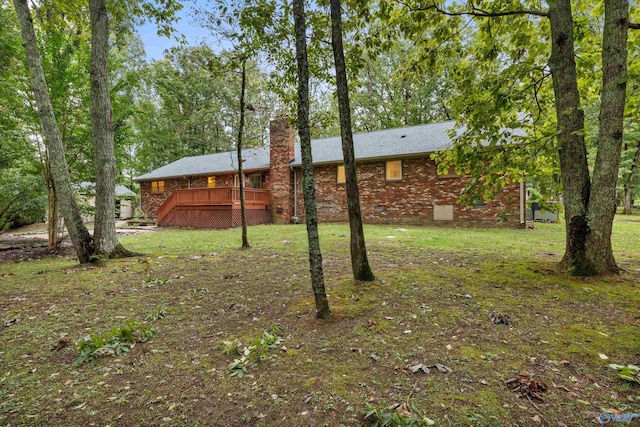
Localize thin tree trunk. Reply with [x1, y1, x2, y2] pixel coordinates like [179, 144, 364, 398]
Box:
[14, 0, 93, 263]
[623, 144, 639, 214]
[293, 0, 330, 319]
[329, 0, 374, 282]
[90, 0, 130, 259]
[44, 158, 60, 248]
[47, 180, 59, 249]
[237, 60, 250, 248]
[584, 0, 629, 273]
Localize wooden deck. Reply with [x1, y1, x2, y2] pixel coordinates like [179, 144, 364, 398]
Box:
[157, 188, 271, 228]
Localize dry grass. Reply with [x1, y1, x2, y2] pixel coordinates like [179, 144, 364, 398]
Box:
[1, 221, 639, 426]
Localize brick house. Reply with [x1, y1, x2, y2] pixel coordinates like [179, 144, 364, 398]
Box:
[133, 117, 525, 228]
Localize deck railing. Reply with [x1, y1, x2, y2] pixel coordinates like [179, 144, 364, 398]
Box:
[156, 187, 270, 224]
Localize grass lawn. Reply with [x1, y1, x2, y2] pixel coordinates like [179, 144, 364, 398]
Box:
[1, 221, 639, 426]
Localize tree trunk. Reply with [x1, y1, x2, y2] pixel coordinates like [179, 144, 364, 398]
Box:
[14, 0, 93, 263]
[583, 0, 629, 273]
[90, 0, 129, 259]
[623, 145, 639, 214]
[47, 180, 59, 249]
[293, 0, 330, 319]
[548, 0, 594, 275]
[329, 0, 375, 282]
[237, 60, 250, 249]
[549, 0, 627, 275]
[44, 158, 60, 248]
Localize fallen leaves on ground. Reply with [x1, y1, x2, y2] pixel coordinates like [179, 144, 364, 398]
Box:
[409, 363, 452, 374]
[51, 338, 71, 351]
[505, 374, 548, 402]
[490, 311, 511, 325]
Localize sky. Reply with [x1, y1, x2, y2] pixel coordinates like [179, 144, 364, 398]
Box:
[136, 2, 211, 61]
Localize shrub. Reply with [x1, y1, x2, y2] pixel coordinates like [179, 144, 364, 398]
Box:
[74, 320, 155, 366]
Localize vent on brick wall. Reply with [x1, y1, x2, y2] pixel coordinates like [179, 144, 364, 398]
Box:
[374, 205, 384, 211]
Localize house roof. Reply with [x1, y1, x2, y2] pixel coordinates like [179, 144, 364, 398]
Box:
[134, 121, 457, 181]
[77, 182, 137, 198]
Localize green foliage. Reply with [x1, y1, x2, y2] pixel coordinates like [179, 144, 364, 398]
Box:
[609, 364, 640, 384]
[526, 187, 561, 214]
[129, 46, 276, 174]
[0, 5, 31, 170]
[145, 306, 167, 321]
[349, 41, 455, 133]
[0, 168, 46, 231]
[142, 277, 169, 287]
[224, 330, 283, 378]
[364, 404, 435, 426]
[377, 0, 559, 204]
[74, 320, 155, 366]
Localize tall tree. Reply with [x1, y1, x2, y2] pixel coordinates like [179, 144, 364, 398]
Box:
[195, 2, 283, 249]
[13, 0, 94, 263]
[90, 0, 131, 257]
[237, 59, 250, 248]
[293, 0, 331, 319]
[329, 0, 375, 282]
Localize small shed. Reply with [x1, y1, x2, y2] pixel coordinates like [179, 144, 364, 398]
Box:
[76, 182, 137, 219]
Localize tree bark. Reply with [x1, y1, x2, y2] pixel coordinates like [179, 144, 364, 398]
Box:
[584, 0, 629, 273]
[237, 60, 250, 248]
[90, 0, 126, 258]
[13, 0, 93, 263]
[329, 0, 375, 282]
[293, 0, 330, 319]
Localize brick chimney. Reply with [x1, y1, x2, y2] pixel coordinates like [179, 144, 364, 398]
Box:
[269, 116, 295, 223]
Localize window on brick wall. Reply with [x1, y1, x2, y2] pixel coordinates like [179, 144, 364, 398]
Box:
[179, 178, 189, 189]
[337, 165, 346, 183]
[386, 160, 402, 180]
[151, 181, 164, 193]
[207, 176, 216, 188]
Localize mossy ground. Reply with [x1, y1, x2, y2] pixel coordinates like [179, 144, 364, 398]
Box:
[1, 220, 639, 426]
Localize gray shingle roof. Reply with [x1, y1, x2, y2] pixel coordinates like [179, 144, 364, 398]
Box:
[134, 121, 456, 181]
[134, 146, 271, 181]
[77, 182, 137, 198]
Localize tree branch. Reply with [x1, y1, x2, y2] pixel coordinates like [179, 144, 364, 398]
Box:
[630, 21, 640, 30]
[395, 0, 549, 19]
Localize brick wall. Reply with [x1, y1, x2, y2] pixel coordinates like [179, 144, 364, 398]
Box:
[293, 158, 521, 226]
[140, 179, 180, 219]
[269, 117, 295, 223]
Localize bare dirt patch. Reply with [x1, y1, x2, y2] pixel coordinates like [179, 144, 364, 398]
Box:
[0, 223, 156, 263]
[0, 234, 74, 262]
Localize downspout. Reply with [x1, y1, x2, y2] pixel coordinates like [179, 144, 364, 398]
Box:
[520, 172, 526, 226]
